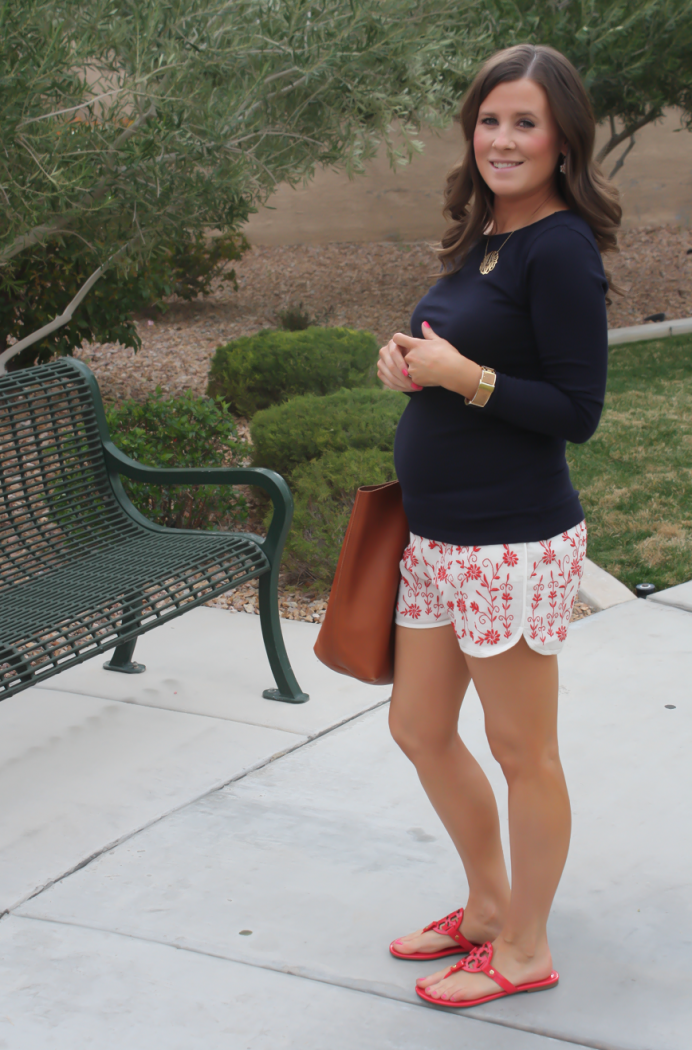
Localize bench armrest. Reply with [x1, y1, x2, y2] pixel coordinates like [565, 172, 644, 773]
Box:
[103, 441, 293, 564]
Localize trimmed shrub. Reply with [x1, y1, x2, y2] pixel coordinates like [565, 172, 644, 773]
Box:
[251, 387, 407, 480]
[207, 326, 378, 417]
[106, 390, 248, 530]
[283, 448, 397, 588]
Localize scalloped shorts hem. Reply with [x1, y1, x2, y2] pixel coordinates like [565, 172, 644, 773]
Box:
[394, 521, 587, 659]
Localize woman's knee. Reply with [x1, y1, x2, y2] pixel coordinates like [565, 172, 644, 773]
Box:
[388, 702, 457, 763]
[486, 726, 560, 782]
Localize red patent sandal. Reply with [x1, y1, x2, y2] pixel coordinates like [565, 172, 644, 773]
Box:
[389, 907, 480, 961]
[415, 941, 559, 1008]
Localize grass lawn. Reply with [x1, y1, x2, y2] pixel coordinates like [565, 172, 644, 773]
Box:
[567, 332, 692, 593]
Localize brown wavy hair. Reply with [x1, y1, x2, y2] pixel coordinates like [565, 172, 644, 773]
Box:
[438, 44, 621, 280]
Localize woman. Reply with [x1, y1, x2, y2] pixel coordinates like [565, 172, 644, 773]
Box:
[377, 44, 620, 1008]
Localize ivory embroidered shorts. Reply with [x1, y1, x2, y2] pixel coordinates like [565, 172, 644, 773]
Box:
[395, 520, 587, 657]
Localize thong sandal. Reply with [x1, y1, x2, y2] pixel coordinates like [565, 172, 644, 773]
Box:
[415, 941, 559, 1007]
[389, 907, 479, 961]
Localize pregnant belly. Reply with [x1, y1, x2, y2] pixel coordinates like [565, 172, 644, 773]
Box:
[394, 391, 531, 499]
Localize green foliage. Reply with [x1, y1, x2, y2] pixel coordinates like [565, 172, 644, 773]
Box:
[0, 0, 476, 370]
[250, 387, 407, 480]
[106, 390, 248, 530]
[2, 230, 247, 370]
[283, 449, 397, 587]
[566, 332, 692, 592]
[1, 0, 463, 263]
[0, 0, 468, 317]
[208, 327, 379, 417]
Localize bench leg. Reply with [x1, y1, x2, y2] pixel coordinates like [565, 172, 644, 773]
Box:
[258, 571, 309, 703]
[103, 637, 146, 674]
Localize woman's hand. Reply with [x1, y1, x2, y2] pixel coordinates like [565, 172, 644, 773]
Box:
[377, 337, 423, 393]
[391, 323, 483, 400]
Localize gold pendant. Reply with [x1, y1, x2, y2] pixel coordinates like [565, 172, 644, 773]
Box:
[480, 251, 499, 275]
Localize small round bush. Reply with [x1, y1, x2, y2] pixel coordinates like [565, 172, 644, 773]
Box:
[106, 390, 247, 530]
[207, 326, 378, 417]
[283, 448, 398, 588]
[250, 387, 407, 480]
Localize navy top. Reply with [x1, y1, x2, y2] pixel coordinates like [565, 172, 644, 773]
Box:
[394, 211, 608, 545]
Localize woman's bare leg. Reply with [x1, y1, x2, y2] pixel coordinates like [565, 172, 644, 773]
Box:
[417, 637, 570, 1001]
[389, 624, 510, 954]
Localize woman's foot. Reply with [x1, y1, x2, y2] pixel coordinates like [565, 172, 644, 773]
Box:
[392, 904, 503, 958]
[415, 937, 554, 1002]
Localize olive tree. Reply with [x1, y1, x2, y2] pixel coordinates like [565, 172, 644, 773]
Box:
[0, 0, 480, 371]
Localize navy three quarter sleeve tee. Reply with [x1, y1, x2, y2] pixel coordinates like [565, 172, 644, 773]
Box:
[393, 211, 609, 545]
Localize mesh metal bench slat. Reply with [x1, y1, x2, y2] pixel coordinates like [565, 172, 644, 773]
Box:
[0, 358, 308, 703]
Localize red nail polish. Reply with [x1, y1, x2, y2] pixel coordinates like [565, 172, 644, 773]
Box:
[422, 321, 430, 328]
[411, 382, 423, 391]
[401, 368, 409, 378]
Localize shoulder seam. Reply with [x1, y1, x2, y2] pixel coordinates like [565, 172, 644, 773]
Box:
[527, 220, 603, 266]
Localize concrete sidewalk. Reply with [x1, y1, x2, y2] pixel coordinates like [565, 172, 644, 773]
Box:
[1, 598, 690, 1049]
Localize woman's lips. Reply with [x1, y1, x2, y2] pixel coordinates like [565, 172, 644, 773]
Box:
[489, 160, 523, 168]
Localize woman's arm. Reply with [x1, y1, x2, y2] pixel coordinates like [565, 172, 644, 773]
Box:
[483, 227, 609, 443]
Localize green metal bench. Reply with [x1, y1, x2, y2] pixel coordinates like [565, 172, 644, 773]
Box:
[0, 358, 308, 703]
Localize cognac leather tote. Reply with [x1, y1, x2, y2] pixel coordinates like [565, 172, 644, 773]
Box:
[314, 480, 410, 685]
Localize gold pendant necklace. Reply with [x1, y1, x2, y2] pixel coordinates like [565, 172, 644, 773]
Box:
[479, 229, 514, 275]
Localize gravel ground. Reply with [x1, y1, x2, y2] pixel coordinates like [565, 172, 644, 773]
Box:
[75, 224, 685, 622]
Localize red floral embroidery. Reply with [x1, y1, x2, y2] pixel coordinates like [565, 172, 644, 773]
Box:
[395, 522, 586, 653]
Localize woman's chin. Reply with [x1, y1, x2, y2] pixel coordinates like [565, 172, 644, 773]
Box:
[480, 170, 523, 194]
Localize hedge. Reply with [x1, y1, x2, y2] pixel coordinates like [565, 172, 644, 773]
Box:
[106, 390, 247, 530]
[250, 387, 407, 480]
[207, 326, 378, 417]
[282, 448, 398, 587]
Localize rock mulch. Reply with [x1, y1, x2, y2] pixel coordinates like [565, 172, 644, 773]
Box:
[74, 225, 682, 623]
[211, 578, 328, 623]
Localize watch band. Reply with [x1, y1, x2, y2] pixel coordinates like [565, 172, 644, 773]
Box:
[465, 367, 497, 408]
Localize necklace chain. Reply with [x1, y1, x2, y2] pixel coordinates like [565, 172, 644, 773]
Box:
[480, 193, 562, 275]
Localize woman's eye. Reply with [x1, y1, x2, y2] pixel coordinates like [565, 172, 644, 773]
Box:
[480, 117, 498, 126]
[518, 120, 535, 128]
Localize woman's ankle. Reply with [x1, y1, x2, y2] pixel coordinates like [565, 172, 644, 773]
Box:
[463, 894, 507, 939]
[495, 928, 551, 965]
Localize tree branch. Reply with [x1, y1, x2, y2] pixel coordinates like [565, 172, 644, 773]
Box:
[608, 135, 637, 180]
[17, 88, 125, 128]
[0, 238, 138, 374]
[596, 108, 661, 163]
[0, 98, 159, 266]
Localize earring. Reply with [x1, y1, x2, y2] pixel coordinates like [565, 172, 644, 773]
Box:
[559, 155, 566, 174]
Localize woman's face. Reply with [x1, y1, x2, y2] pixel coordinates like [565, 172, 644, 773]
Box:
[473, 77, 567, 200]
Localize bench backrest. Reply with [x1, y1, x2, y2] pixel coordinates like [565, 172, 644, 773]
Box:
[0, 359, 137, 597]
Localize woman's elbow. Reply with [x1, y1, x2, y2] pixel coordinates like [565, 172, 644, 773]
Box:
[565, 411, 602, 445]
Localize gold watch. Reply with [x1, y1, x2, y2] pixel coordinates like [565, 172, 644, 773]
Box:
[465, 367, 497, 407]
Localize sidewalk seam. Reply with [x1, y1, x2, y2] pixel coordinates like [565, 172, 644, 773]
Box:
[2, 695, 391, 917]
[8, 913, 622, 1050]
[29, 686, 311, 735]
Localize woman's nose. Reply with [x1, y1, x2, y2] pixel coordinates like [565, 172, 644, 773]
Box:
[492, 124, 516, 149]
